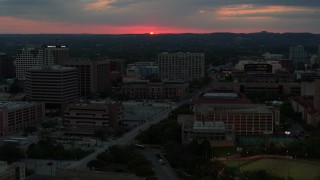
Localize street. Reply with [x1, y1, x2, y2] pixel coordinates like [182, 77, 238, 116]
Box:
[31, 83, 212, 176]
[139, 149, 180, 180]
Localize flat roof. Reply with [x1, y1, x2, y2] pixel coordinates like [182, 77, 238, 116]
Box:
[203, 92, 238, 99]
[194, 104, 271, 114]
[193, 91, 251, 104]
[0, 101, 40, 111]
[28, 66, 76, 71]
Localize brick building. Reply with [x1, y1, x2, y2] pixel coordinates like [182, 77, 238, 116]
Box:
[0, 101, 44, 135]
[122, 80, 189, 99]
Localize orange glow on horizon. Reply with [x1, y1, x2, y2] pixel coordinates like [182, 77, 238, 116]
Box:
[149, 32, 154, 35]
[0, 16, 318, 34]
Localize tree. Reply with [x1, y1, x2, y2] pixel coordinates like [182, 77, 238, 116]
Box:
[240, 170, 286, 180]
[41, 120, 58, 129]
[25, 168, 34, 177]
[133, 165, 155, 177]
[9, 82, 24, 94]
[94, 129, 107, 146]
[0, 142, 25, 163]
[87, 160, 105, 170]
[97, 152, 113, 163]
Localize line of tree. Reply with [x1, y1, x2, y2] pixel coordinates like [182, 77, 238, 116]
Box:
[27, 138, 93, 160]
[87, 145, 155, 178]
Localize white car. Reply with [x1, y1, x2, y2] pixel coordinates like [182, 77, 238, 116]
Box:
[159, 158, 165, 165]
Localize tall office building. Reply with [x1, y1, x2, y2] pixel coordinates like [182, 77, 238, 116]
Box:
[64, 60, 110, 97]
[15, 45, 69, 80]
[25, 66, 78, 105]
[45, 45, 69, 65]
[289, 45, 307, 63]
[109, 59, 125, 74]
[158, 52, 205, 81]
[16, 46, 47, 80]
[0, 53, 14, 78]
[314, 79, 320, 110]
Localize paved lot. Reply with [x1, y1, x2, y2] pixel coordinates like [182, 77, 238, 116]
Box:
[123, 101, 171, 121]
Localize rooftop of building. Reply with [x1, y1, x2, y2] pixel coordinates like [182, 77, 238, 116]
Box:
[43, 45, 68, 48]
[0, 101, 41, 111]
[159, 52, 204, 55]
[27, 65, 76, 71]
[194, 103, 272, 114]
[193, 89, 251, 105]
[125, 79, 188, 85]
[237, 60, 281, 64]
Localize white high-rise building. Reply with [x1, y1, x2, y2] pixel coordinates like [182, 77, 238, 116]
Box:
[289, 45, 307, 63]
[262, 52, 283, 60]
[15, 45, 69, 80]
[158, 52, 205, 81]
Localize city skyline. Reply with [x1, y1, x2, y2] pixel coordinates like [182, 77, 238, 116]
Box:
[0, 0, 320, 34]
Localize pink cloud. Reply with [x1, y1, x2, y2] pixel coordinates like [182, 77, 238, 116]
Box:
[217, 4, 310, 17]
[85, 0, 116, 10]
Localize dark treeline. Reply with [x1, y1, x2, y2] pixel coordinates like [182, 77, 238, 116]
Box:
[1, 32, 320, 65]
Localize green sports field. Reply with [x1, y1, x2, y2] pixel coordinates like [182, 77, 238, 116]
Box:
[227, 158, 320, 180]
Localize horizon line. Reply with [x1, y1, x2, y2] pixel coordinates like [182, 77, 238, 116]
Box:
[0, 31, 319, 35]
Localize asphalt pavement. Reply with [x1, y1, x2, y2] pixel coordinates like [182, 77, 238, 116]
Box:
[62, 82, 214, 172]
[139, 149, 180, 180]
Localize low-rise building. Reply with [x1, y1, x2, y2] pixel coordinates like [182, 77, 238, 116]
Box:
[233, 69, 292, 83]
[126, 61, 158, 78]
[63, 102, 123, 130]
[290, 79, 320, 128]
[290, 96, 320, 127]
[234, 83, 300, 95]
[122, 80, 189, 99]
[0, 161, 25, 180]
[235, 60, 282, 73]
[179, 90, 278, 146]
[0, 101, 44, 135]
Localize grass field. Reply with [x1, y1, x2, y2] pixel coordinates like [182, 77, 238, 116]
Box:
[226, 159, 257, 168]
[214, 146, 237, 157]
[227, 158, 320, 180]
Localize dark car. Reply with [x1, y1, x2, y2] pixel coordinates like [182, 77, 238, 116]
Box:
[155, 153, 161, 159]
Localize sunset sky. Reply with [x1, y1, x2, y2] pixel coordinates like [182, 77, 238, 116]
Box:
[0, 0, 319, 34]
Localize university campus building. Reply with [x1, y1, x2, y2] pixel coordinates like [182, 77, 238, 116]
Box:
[179, 90, 279, 146]
[63, 102, 124, 134]
[0, 101, 44, 135]
[122, 80, 189, 99]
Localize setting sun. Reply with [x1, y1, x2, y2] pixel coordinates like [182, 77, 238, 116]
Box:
[149, 31, 154, 35]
